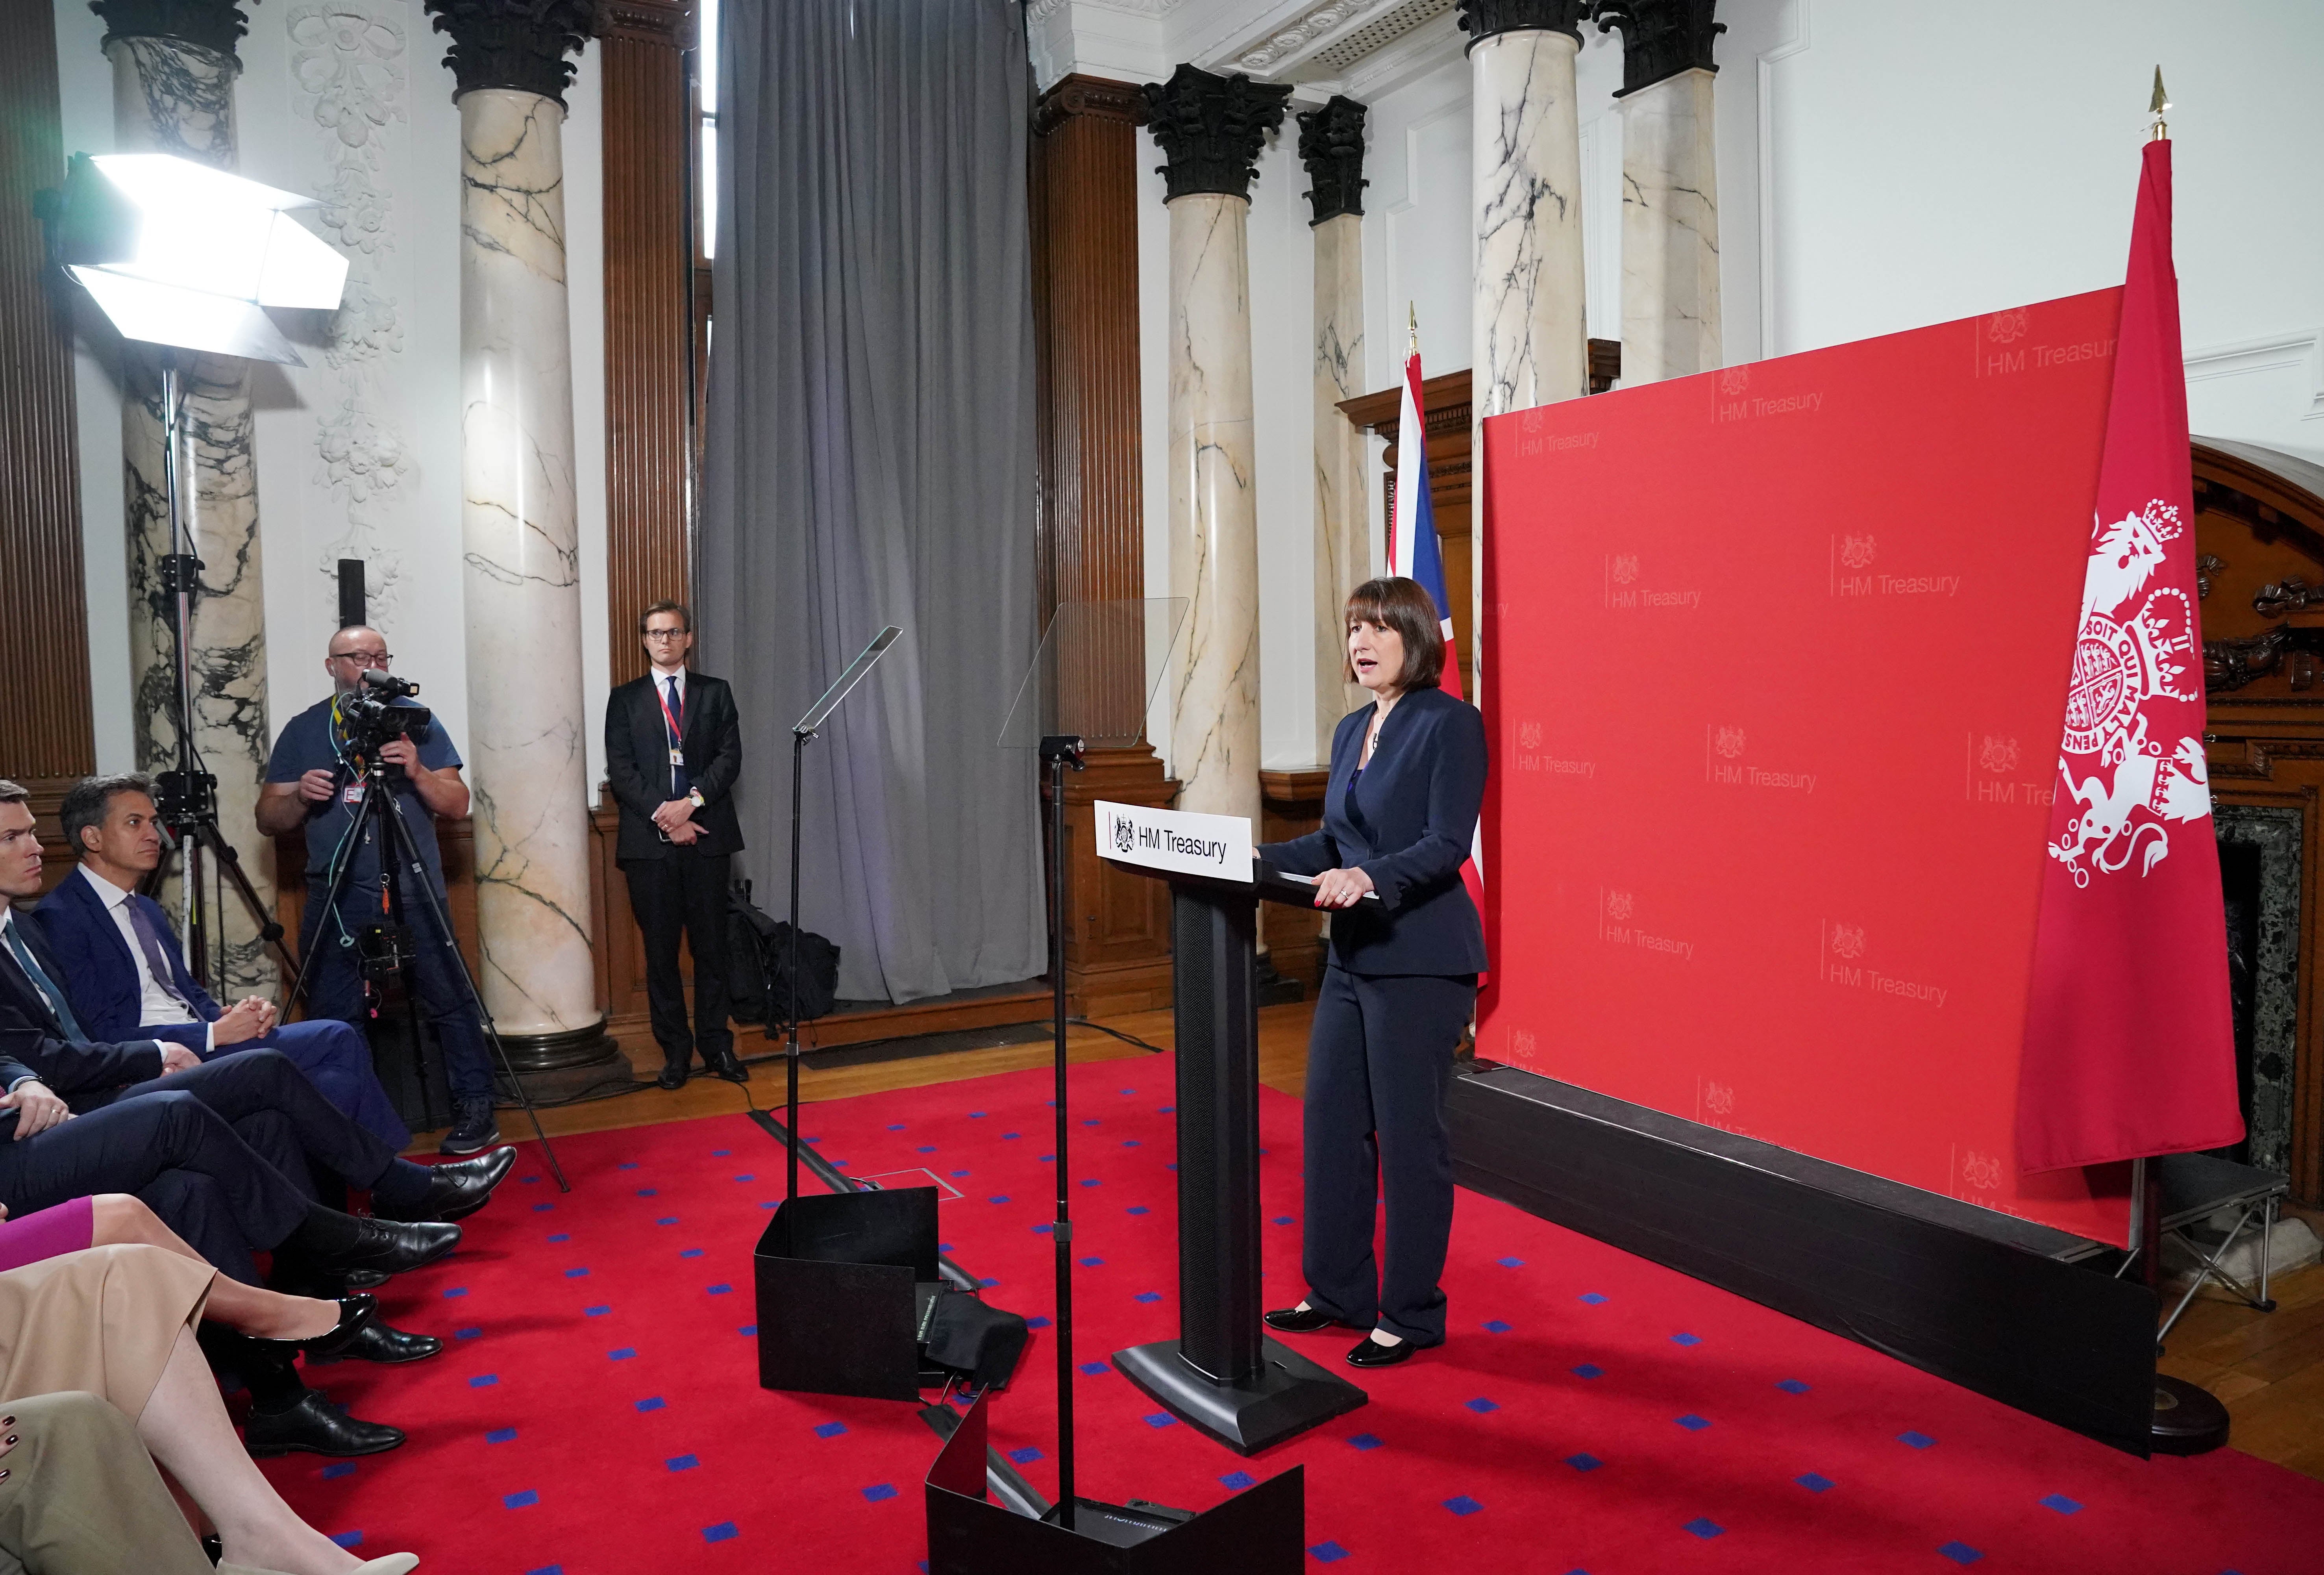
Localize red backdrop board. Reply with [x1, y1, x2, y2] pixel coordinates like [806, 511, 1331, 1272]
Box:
[1478, 289, 2135, 1244]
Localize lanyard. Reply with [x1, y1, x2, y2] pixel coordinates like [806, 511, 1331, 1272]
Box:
[655, 674, 685, 746]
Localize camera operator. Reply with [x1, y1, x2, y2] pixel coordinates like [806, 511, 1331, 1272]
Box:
[256, 626, 500, 1156]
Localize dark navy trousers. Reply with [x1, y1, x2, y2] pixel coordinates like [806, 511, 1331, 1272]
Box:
[1300, 965, 1477, 1346]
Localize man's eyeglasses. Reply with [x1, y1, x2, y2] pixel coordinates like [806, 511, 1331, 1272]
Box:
[330, 650, 392, 667]
[642, 629, 689, 641]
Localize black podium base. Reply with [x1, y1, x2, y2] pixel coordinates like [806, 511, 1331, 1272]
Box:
[2150, 1375, 2231, 1455]
[1111, 1336, 1366, 1456]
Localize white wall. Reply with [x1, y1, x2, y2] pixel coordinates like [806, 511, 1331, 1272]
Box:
[55, 0, 610, 793]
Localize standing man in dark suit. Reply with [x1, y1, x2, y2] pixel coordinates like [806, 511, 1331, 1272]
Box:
[605, 601, 748, 1088]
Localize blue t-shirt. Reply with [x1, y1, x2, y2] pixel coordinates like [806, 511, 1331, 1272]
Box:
[265, 693, 464, 899]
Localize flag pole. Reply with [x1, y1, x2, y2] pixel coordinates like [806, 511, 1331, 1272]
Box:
[2148, 67, 2169, 140]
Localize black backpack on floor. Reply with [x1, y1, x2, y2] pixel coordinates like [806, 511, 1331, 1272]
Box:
[726, 879, 841, 1028]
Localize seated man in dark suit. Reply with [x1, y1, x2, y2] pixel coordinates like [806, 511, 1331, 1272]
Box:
[35, 773, 409, 1149]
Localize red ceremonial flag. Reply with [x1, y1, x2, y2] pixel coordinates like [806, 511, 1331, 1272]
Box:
[2017, 137, 2243, 1173]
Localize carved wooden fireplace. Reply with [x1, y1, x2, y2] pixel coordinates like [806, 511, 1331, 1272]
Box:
[2193, 438, 2324, 1206]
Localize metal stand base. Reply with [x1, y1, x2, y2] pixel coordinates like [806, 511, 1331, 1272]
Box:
[1111, 1336, 1366, 1456]
[2150, 1375, 2231, 1455]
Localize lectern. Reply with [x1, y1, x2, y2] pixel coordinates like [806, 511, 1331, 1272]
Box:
[1095, 800, 1369, 1455]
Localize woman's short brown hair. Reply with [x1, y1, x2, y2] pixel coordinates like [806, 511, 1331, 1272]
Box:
[1342, 576, 1444, 691]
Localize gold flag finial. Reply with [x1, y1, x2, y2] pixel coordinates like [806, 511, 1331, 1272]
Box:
[1408, 302, 1419, 357]
[2149, 67, 2170, 140]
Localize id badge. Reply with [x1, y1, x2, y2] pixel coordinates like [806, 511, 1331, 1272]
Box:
[341, 781, 366, 806]
[669, 747, 686, 767]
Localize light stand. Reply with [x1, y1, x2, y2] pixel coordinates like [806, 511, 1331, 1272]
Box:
[1040, 734, 1086, 1526]
[143, 353, 297, 988]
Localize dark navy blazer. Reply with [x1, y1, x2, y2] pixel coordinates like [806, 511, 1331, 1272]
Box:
[32, 868, 222, 1054]
[1258, 684, 1488, 977]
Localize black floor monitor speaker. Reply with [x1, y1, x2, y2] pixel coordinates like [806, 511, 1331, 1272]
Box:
[925, 1392, 1304, 1574]
[756, 1185, 948, 1401]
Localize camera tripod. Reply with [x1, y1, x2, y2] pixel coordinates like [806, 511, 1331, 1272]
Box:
[134, 355, 295, 988]
[281, 746, 567, 1191]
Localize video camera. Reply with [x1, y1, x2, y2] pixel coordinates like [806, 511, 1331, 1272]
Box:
[341, 668, 433, 752]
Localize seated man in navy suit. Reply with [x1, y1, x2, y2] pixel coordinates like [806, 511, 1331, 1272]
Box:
[34, 773, 410, 1150]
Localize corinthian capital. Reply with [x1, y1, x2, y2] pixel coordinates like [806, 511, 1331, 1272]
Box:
[1454, 0, 1594, 48]
[89, 0, 250, 58]
[424, 0, 593, 105]
[1296, 96, 1367, 226]
[1142, 63, 1292, 204]
[1594, 0, 1724, 95]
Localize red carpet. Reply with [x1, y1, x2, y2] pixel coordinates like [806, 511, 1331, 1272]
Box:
[265, 1056, 2324, 1573]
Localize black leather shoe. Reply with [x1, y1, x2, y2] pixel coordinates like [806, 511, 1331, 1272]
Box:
[242, 1391, 405, 1458]
[344, 1267, 390, 1292]
[440, 1096, 502, 1157]
[705, 1050, 750, 1084]
[326, 1319, 444, 1366]
[1264, 1305, 1351, 1334]
[373, 1146, 516, 1224]
[315, 1217, 461, 1278]
[1345, 1334, 1417, 1369]
[250, 1295, 376, 1361]
[657, 1059, 690, 1090]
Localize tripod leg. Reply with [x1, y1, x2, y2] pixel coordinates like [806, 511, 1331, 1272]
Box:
[193, 820, 299, 982]
[374, 784, 570, 1192]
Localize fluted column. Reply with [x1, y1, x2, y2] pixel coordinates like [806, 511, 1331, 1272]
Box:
[1143, 66, 1290, 823]
[1301, 95, 1369, 760]
[94, 0, 274, 991]
[1598, 0, 1723, 383]
[426, 0, 615, 1077]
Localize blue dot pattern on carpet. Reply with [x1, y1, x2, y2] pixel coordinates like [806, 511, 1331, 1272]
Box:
[1465, 1398, 1499, 1414]
[1671, 1332, 1702, 1346]
[702, 1523, 738, 1543]
[635, 1397, 664, 1412]
[1348, 1433, 1382, 1451]
[1798, 1473, 1834, 1493]
[333, 1531, 363, 1549]
[1127, 1206, 1150, 1216]
[1483, 1319, 1512, 1333]
[862, 1484, 898, 1503]
[1445, 1496, 1483, 1516]
[322, 1462, 357, 1480]
[504, 1490, 538, 1509]
[1026, 1316, 1051, 1329]
[487, 1428, 518, 1444]
[1143, 1413, 1175, 1429]
[1573, 1364, 1603, 1380]
[1009, 1447, 1044, 1464]
[1578, 1292, 1608, 1304]
[1675, 1415, 1710, 1431]
[1219, 1469, 1253, 1490]
[667, 1455, 698, 1471]
[585, 1306, 611, 1317]
[815, 1422, 847, 1438]
[470, 1375, 498, 1388]
[1938, 1542, 1984, 1565]
[681, 1248, 703, 1259]
[1683, 1518, 1723, 1539]
[1900, 1431, 1936, 1449]
[1309, 1543, 1349, 1564]
[1777, 1379, 1811, 1394]
[1497, 1256, 1524, 1267]
[1079, 1362, 1108, 1375]
[2041, 1494, 2081, 1515]
[1566, 1453, 1601, 1473]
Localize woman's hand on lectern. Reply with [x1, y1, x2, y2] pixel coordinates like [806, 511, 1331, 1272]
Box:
[1311, 867, 1375, 909]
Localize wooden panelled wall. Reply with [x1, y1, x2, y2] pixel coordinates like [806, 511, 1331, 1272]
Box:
[1031, 76, 1178, 1015]
[600, 0, 698, 686]
[0, 0, 97, 842]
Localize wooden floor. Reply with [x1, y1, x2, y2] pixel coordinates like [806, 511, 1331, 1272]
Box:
[413, 997, 2324, 1484]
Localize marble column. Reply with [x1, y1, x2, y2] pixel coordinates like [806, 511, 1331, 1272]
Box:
[1300, 95, 1371, 760]
[1598, 1, 1723, 383]
[1458, 0, 1591, 704]
[427, 0, 617, 1083]
[1143, 66, 1290, 825]
[94, 0, 275, 992]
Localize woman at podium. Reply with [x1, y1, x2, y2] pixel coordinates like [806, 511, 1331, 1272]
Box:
[1256, 576, 1487, 1368]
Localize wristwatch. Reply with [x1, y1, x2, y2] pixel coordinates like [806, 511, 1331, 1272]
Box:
[688, 788, 705, 809]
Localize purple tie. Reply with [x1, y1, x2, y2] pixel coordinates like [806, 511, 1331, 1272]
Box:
[125, 901, 190, 1010]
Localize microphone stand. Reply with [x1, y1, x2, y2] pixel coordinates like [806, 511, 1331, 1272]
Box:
[1039, 733, 1086, 1527]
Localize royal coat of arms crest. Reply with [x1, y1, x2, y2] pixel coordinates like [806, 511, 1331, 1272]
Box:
[1714, 726, 1746, 759]
[2052, 500, 2209, 886]
[1829, 923, 1865, 960]
[1611, 555, 1639, 585]
[1605, 890, 1634, 922]
[1839, 534, 1876, 569]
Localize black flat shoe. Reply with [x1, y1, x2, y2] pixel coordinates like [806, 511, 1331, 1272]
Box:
[657, 1060, 690, 1090]
[705, 1051, 750, 1084]
[1264, 1305, 1350, 1334]
[374, 1146, 517, 1224]
[1345, 1335, 1417, 1369]
[323, 1319, 444, 1366]
[250, 1295, 376, 1361]
[242, 1391, 405, 1458]
[343, 1268, 390, 1292]
[317, 1217, 461, 1277]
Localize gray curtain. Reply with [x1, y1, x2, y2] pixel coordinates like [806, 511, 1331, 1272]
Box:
[699, 0, 1045, 1003]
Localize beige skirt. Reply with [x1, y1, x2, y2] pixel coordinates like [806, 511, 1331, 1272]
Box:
[0, 1245, 214, 1421]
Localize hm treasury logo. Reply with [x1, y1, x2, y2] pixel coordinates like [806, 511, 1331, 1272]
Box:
[1707, 724, 1816, 794]
[1111, 816, 1136, 855]
[1964, 730, 2054, 808]
[1599, 887, 1693, 962]
[1717, 362, 1824, 422]
[1976, 304, 2113, 379]
[1513, 719, 1595, 776]
[1957, 1148, 2004, 1193]
[1604, 553, 1699, 611]
[1695, 1075, 1750, 1135]
[1830, 533, 1962, 599]
[1818, 919, 1947, 1007]
[2051, 500, 2209, 886]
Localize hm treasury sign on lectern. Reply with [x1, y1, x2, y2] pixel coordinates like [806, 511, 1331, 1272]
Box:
[1094, 800, 1369, 1454]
